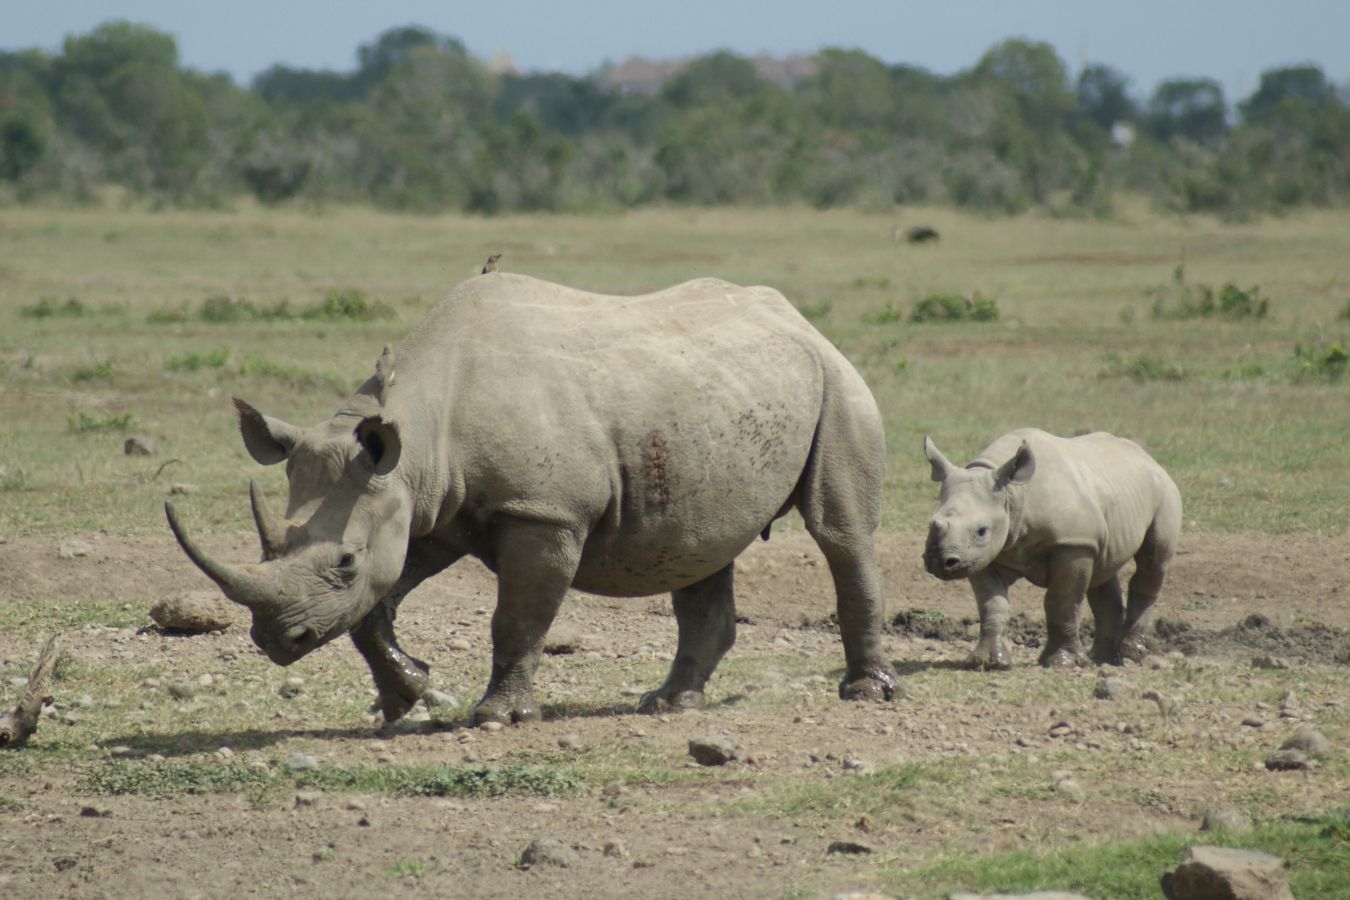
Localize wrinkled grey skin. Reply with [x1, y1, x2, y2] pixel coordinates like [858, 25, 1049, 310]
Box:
[168, 274, 899, 725]
[922, 428, 1181, 670]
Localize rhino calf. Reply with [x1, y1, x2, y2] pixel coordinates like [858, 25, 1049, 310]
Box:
[922, 428, 1181, 669]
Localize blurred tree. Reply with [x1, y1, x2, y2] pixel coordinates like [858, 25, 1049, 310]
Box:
[1240, 65, 1336, 123]
[1076, 63, 1136, 131]
[1144, 78, 1228, 146]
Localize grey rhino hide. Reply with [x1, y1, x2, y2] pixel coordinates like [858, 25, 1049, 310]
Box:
[168, 273, 900, 725]
[923, 428, 1181, 670]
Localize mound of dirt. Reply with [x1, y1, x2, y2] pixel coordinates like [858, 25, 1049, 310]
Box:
[1153, 614, 1350, 665]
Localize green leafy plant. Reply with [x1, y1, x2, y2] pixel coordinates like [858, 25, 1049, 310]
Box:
[911, 293, 999, 323]
[67, 411, 135, 433]
[165, 346, 230, 372]
[1292, 340, 1347, 380]
[71, 360, 113, 382]
[1099, 353, 1187, 381]
[1151, 282, 1269, 320]
[21, 297, 88, 318]
[862, 301, 904, 325]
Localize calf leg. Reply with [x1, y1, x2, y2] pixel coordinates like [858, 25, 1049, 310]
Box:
[967, 568, 1018, 670]
[1122, 520, 1178, 661]
[1087, 575, 1126, 665]
[472, 520, 582, 726]
[1039, 549, 1094, 668]
[351, 538, 460, 722]
[639, 563, 737, 713]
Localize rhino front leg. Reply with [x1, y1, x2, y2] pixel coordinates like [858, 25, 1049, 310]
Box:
[350, 539, 460, 722]
[1087, 575, 1126, 665]
[1039, 549, 1093, 668]
[472, 521, 582, 726]
[639, 563, 736, 713]
[966, 568, 1017, 670]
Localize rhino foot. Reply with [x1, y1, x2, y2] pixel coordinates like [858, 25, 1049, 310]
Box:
[1088, 642, 1124, 666]
[369, 685, 424, 724]
[637, 688, 705, 714]
[839, 665, 903, 702]
[1039, 646, 1087, 668]
[470, 691, 542, 726]
[964, 642, 1013, 671]
[1119, 634, 1150, 663]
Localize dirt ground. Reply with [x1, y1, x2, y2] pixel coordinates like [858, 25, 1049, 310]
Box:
[1, 529, 1346, 898]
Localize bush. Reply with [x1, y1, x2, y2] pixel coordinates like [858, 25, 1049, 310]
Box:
[910, 293, 999, 323]
[67, 411, 135, 433]
[863, 302, 904, 325]
[165, 346, 229, 372]
[1099, 353, 1187, 381]
[301, 288, 395, 321]
[21, 296, 88, 318]
[1292, 341, 1347, 381]
[1151, 282, 1268, 320]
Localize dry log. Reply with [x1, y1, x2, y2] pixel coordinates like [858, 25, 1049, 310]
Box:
[0, 634, 60, 749]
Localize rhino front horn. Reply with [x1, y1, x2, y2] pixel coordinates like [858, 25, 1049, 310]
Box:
[165, 501, 278, 613]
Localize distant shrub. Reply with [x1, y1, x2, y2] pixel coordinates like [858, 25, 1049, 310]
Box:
[71, 360, 113, 382]
[301, 288, 395, 322]
[797, 301, 832, 322]
[1151, 282, 1268, 320]
[910, 293, 999, 323]
[862, 302, 904, 325]
[67, 411, 135, 433]
[1099, 353, 1187, 381]
[22, 296, 88, 318]
[1292, 341, 1347, 381]
[0, 466, 31, 492]
[238, 355, 350, 395]
[165, 346, 229, 372]
[851, 275, 891, 290]
[199, 294, 295, 323]
[1338, 299, 1350, 321]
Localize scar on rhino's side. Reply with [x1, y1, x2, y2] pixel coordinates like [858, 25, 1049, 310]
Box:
[645, 431, 671, 506]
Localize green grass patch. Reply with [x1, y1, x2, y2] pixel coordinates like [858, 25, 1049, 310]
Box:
[1099, 353, 1188, 381]
[862, 301, 905, 325]
[237, 355, 351, 394]
[66, 411, 135, 433]
[165, 346, 230, 372]
[1151, 282, 1269, 321]
[0, 599, 145, 634]
[1292, 340, 1347, 381]
[879, 808, 1350, 899]
[911, 293, 999, 322]
[21, 296, 89, 318]
[70, 360, 114, 382]
[730, 762, 932, 822]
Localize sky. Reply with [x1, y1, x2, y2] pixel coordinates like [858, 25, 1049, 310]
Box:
[5, 0, 1347, 103]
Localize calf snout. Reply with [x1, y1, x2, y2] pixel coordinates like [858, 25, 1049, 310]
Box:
[923, 535, 967, 581]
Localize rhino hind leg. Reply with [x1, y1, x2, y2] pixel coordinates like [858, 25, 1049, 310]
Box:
[638, 564, 736, 714]
[472, 522, 581, 726]
[1121, 518, 1178, 662]
[1086, 576, 1126, 665]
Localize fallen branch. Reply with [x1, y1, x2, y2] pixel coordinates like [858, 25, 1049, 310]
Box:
[0, 634, 60, 749]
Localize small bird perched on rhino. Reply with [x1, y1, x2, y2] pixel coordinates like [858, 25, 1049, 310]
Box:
[922, 428, 1181, 670]
[166, 273, 900, 727]
[481, 253, 501, 274]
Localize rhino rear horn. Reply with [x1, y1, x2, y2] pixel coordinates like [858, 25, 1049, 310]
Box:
[165, 501, 279, 614]
[249, 480, 290, 561]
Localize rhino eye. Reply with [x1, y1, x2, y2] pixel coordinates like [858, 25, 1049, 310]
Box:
[976, 527, 989, 539]
[337, 552, 356, 569]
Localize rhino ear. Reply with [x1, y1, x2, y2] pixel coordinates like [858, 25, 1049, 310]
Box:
[923, 435, 955, 483]
[994, 440, 1035, 487]
[355, 416, 401, 477]
[233, 398, 302, 465]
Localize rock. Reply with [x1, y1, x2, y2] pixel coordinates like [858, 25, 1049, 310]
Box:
[1240, 716, 1265, 728]
[602, 840, 626, 859]
[284, 753, 319, 772]
[479, 720, 504, 733]
[168, 482, 200, 495]
[123, 435, 156, 456]
[1048, 721, 1073, 738]
[1161, 845, 1293, 900]
[278, 677, 305, 699]
[520, 834, 578, 868]
[1279, 725, 1331, 757]
[79, 805, 112, 818]
[447, 638, 471, 652]
[422, 689, 458, 709]
[825, 840, 873, 855]
[166, 681, 198, 701]
[294, 791, 322, 808]
[688, 735, 738, 766]
[1093, 676, 1124, 700]
[57, 538, 93, 560]
[1053, 778, 1084, 803]
[558, 732, 584, 750]
[601, 781, 624, 798]
[150, 590, 233, 633]
[1200, 807, 1253, 833]
[1264, 749, 1311, 771]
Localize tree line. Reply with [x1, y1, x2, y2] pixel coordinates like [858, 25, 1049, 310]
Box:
[2, 22, 1347, 217]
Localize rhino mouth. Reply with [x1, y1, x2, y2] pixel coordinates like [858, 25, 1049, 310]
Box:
[923, 544, 973, 581]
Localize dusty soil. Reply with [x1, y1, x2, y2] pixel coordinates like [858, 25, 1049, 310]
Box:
[0, 529, 1346, 898]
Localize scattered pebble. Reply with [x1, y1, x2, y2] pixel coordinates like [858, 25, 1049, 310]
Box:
[689, 735, 738, 766]
[278, 677, 305, 699]
[447, 638, 471, 652]
[284, 753, 319, 772]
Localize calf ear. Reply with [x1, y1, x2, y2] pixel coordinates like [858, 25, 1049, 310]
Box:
[355, 416, 401, 477]
[994, 440, 1036, 487]
[233, 398, 302, 465]
[923, 435, 955, 483]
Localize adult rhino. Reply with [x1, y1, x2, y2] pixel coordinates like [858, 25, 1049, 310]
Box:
[167, 273, 900, 724]
[922, 428, 1181, 670]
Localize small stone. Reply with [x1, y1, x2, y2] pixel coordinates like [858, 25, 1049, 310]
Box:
[150, 591, 234, 633]
[520, 834, 578, 868]
[601, 781, 624, 798]
[447, 638, 471, 652]
[1279, 725, 1331, 757]
[294, 791, 322, 808]
[74, 694, 95, 709]
[842, 757, 872, 774]
[278, 677, 305, 698]
[57, 538, 93, 560]
[558, 733, 584, 750]
[1094, 676, 1124, 700]
[689, 735, 738, 766]
[196, 673, 214, 687]
[825, 840, 872, 855]
[1240, 716, 1264, 728]
[1264, 749, 1310, 771]
[168, 482, 200, 495]
[124, 435, 156, 456]
[603, 840, 626, 859]
[167, 681, 197, 701]
[479, 720, 504, 733]
[422, 689, 458, 709]
[285, 753, 319, 772]
[1048, 721, 1073, 738]
[215, 746, 234, 759]
[1200, 806, 1253, 833]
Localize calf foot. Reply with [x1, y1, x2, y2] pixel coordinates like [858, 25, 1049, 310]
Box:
[1039, 645, 1087, 668]
[1119, 633, 1151, 663]
[637, 687, 705, 714]
[471, 688, 542, 726]
[965, 640, 1013, 671]
[839, 663, 902, 701]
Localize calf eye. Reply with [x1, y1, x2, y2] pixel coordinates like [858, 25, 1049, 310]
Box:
[338, 553, 356, 569]
[976, 527, 989, 539]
